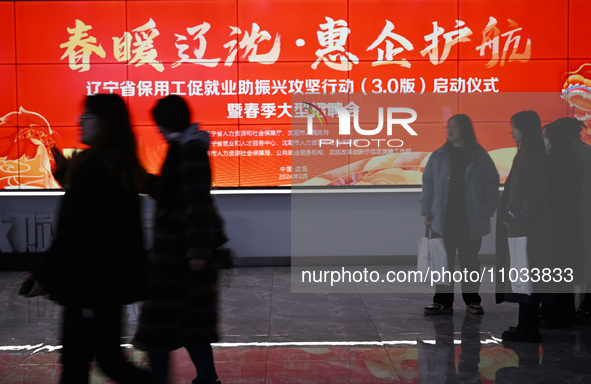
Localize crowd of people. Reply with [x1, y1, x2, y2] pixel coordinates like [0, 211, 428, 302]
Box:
[18, 96, 591, 383]
[421, 111, 591, 343]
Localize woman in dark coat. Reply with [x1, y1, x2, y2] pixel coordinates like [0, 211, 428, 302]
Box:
[561, 118, 591, 324]
[25, 94, 152, 383]
[133, 95, 226, 384]
[496, 110, 554, 342]
[539, 119, 582, 328]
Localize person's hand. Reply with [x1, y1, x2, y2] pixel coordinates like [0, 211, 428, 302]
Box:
[189, 258, 207, 271]
[502, 210, 515, 228]
[423, 215, 433, 226]
[21, 274, 46, 298]
[51, 146, 69, 173]
[26, 280, 46, 298]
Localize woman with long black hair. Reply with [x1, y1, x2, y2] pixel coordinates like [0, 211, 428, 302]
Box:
[25, 93, 152, 383]
[496, 110, 554, 342]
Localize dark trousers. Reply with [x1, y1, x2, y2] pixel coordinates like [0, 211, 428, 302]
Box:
[434, 219, 482, 307]
[579, 293, 591, 310]
[541, 293, 576, 325]
[60, 306, 152, 384]
[148, 344, 218, 384]
[518, 302, 541, 336]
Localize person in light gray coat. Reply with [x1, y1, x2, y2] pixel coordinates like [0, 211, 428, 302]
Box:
[420, 114, 500, 315]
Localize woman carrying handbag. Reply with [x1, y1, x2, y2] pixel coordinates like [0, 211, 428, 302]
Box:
[420, 114, 499, 315]
[496, 110, 554, 342]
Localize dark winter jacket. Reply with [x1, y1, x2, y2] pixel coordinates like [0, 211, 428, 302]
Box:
[495, 148, 554, 303]
[420, 143, 500, 240]
[35, 149, 147, 308]
[547, 145, 582, 284]
[133, 124, 226, 352]
[573, 140, 591, 282]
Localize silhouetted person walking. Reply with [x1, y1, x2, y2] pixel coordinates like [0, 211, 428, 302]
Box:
[25, 93, 152, 384]
[133, 95, 226, 384]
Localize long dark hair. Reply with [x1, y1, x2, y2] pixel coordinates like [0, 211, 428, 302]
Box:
[511, 110, 545, 156]
[82, 94, 137, 152]
[67, 94, 146, 192]
[445, 114, 481, 152]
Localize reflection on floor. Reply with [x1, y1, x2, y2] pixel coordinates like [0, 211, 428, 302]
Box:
[1, 267, 590, 383]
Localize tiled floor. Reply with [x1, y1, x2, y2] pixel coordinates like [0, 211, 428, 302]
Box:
[1, 267, 591, 383]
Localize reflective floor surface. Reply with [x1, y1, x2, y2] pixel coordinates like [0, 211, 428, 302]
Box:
[1, 267, 590, 383]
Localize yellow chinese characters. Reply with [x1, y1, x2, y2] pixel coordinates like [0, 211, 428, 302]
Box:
[476, 17, 532, 68]
[59, 19, 106, 73]
[113, 18, 164, 72]
[313, 17, 359, 71]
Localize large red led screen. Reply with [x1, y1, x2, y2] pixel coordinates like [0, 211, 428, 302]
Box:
[1, 0, 589, 189]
